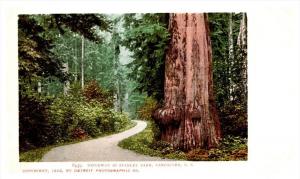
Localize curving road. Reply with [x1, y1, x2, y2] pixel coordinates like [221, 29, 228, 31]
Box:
[41, 120, 166, 161]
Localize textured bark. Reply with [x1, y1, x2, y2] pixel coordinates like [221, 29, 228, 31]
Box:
[237, 13, 247, 97]
[154, 13, 221, 151]
[81, 35, 84, 89]
[63, 62, 70, 95]
[228, 13, 235, 101]
[237, 13, 247, 48]
[74, 38, 78, 82]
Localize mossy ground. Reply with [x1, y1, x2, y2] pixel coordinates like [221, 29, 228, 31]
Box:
[118, 121, 247, 161]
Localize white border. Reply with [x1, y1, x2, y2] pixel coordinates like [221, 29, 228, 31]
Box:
[1, 1, 300, 179]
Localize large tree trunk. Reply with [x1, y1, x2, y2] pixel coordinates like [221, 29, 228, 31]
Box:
[154, 13, 221, 151]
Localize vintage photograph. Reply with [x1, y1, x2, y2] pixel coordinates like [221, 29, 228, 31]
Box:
[18, 13, 248, 162]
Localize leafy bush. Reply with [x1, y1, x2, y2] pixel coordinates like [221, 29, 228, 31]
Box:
[73, 102, 102, 137]
[47, 94, 81, 142]
[220, 103, 248, 137]
[19, 79, 132, 152]
[48, 96, 131, 141]
[186, 135, 247, 161]
[113, 112, 131, 132]
[72, 128, 87, 139]
[136, 97, 161, 140]
[137, 97, 158, 121]
[151, 140, 175, 155]
[83, 80, 113, 108]
[19, 94, 55, 151]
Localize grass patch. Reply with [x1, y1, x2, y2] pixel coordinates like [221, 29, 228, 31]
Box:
[20, 120, 137, 162]
[118, 121, 186, 160]
[19, 138, 85, 162]
[118, 121, 247, 161]
[19, 146, 52, 162]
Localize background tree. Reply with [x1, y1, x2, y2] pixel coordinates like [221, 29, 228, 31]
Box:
[18, 14, 112, 150]
[209, 13, 248, 137]
[122, 14, 170, 101]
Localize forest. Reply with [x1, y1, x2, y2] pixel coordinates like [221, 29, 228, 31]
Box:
[19, 13, 247, 161]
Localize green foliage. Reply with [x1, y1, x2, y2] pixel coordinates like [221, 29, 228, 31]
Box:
[20, 82, 131, 151]
[186, 136, 247, 161]
[122, 14, 170, 101]
[19, 94, 55, 151]
[49, 25, 123, 100]
[209, 13, 248, 137]
[47, 94, 82, 141]
[18, 13, 112, 94]
[119, 122, 247, 161]
[220, 102, 248, 137]
[19, 135, 94, 162]
[20, 145, 54, 162]
[119, 121, 186, 160]
[19, 13, 248, 161]
[126, 81, 147, 119]
[208, 13, 231, 107]
[51, 14, 111, 42]
[137, 97, 158, 121]
[18, 15, 66, 82]
[19, 14, 111, 83]
[48, 95, 131, 142]
[18, 14, 115, 152]
[118, 121, 165, 157]
[20, 121, 137, 162]
[73, 102, 102, 137]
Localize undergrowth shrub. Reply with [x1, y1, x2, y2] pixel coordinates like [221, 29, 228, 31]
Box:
[83, 80, 113, 108]
[136, 97, 161, 140]
[48, 94, 81, 142]
[113, 112, 131, 132]
[74, 102, 102, 137]
[186, 135, 247, 161]
[151, 140, 175, 155]
[137, 97, 158, 121]
[20, 81, 131, 151]
[220, 102, 248, 138]
[19, 94, 55, 151]
[72, 128, 87, 139]
[48, 96, 131, 142]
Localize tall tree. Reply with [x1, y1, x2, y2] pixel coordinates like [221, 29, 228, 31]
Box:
[209, 13, 248, 137]
[63, 62, 70, 95]
[237, 13, 247, 94]
[18, 14, 111, 149]
[81, 35, 85, 89]
[228, 13, 235, 101]
[122, 14, 170, 101]
[154, 13, 221, 151]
